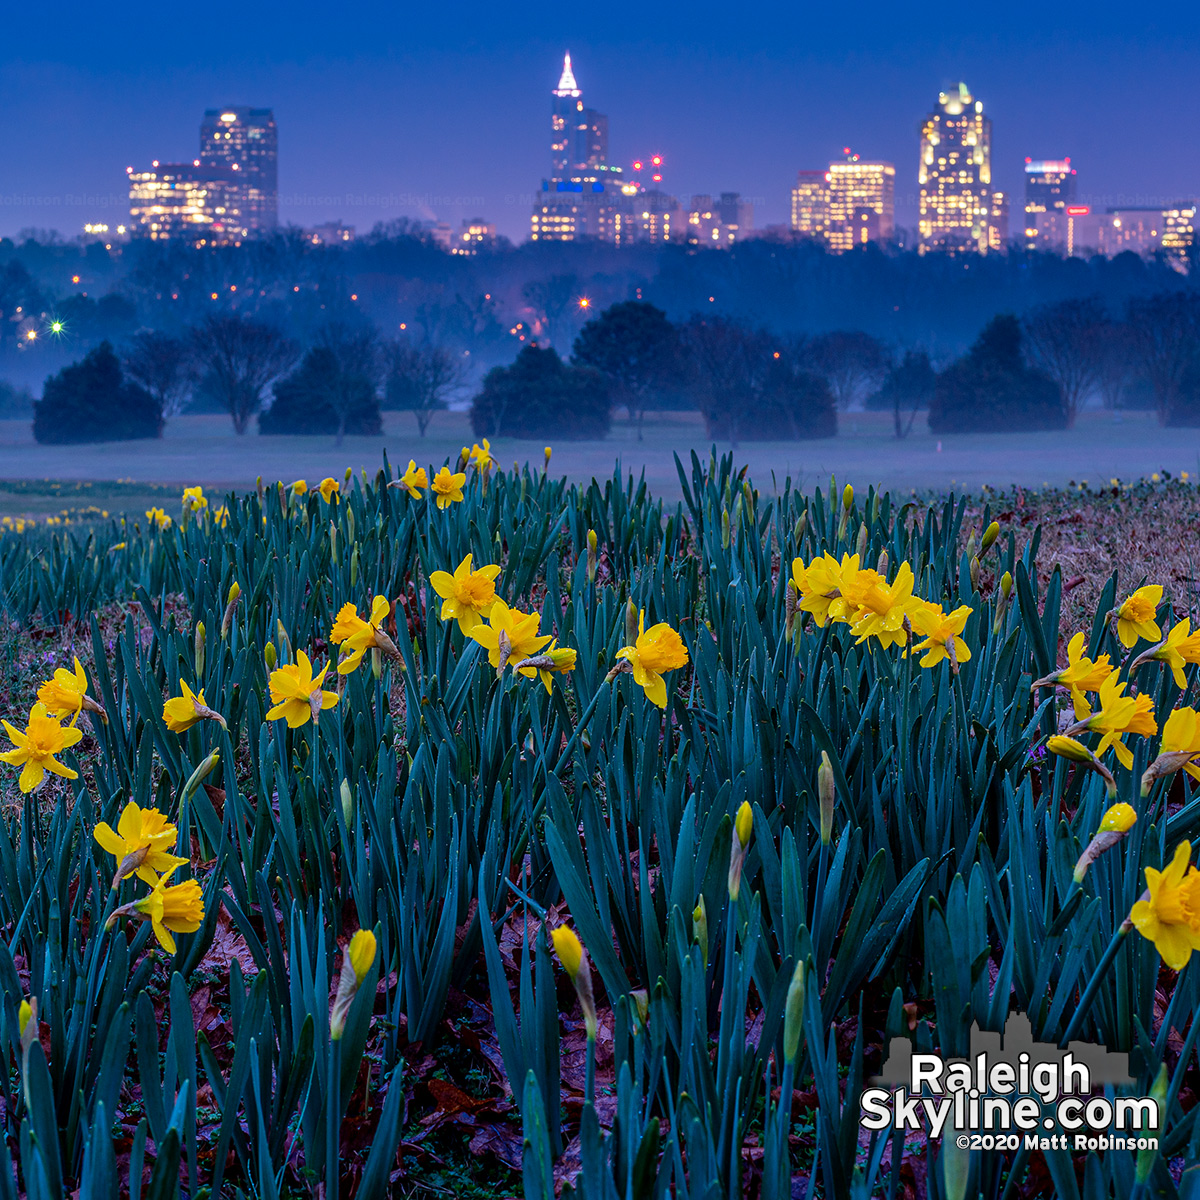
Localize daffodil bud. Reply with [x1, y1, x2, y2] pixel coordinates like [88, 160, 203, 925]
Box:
[783, 961, 806, 1064]
[1046, 735, 1117, 798]
[256, 476, 265, 503]
[625, 600, 639, 648]
[551, 926, 597, 1039]
[350, 544, 359, 586]
[371, 647, 382, 680]
[630, 987, 649, 1031]
[794, 511, 807, 544]
[18, 998, 34, 1043]
[330, 520, 339, 565]
[182, 750, 221, 802]
[692, 896, 708, 969]
[345, 505, 355, 543]
[544, 445, 552, 473]
[194, 621, 206, 679]
[587, 528, 598, 583]
[970, 555, 980, 592]
[344, 465, 353, 487]
[856, 522, 868, 561]
[981, 520, 1000, 554]
[340, 778, 354, 827]
[331, 929, 377, 1040]
[965, 530, 977, 559]
[993, 570, 1014, 634]
[842, 483, 853, 512]
[722, 509, 731, 550]
[818, 751, 835, 845]
[1074, 803, 1137, 882]
[264, 641, 277, 671]
[876, 548, 889, 577]
[785, 580, 798, 643]
[728, 801, 754, 902]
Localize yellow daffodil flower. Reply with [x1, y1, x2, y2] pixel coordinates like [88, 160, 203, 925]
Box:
[290, 479, 308, 496]
[1113, 584, 1163, 649]
[162, 680, 226, 732]
[467, 599, 552, 675]
[469, 439, 494, 472]
[182, 486, 207, 512]
[1033, 632, 1114, 719]
[535, 642, 577, 694]
[1133, 617, 1200, 689]
[348, 929, 376, 983]
[1067, 671, 1157, 769]
[0, 704, 83, 792]
[1160, 706, 1200, 782]
[429, 554, 501, 634]
[132, 865, 205, 954]
[212, 505, 229, 528]
[850, 561, 919, 648]
[396, 460, 428, 498]
[909, 603, 973, 669]
[615, 611, 689, 708]
[1129, 840, 1200, 971]
[93, 800, 189, 886]
[265, 651, 340, 727]
[550, 926, 584, 979]
[329, 596, 393, 674]
[37, 657, 99, 723]
[146, 507, 172, 530]
[431, 466, 466, 509]
[318, 477, 340, 503]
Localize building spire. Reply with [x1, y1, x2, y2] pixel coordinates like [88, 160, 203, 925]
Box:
[555, 51, 580, 97]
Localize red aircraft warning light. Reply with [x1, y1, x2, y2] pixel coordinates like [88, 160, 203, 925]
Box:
[1066, 206, 1090, 216]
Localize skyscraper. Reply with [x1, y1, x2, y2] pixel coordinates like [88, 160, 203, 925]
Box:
[200, 107, 278, 234]
[826, 155, 895, 251]
[127, 161, 243, 244]
[790, 171, 829, 240]
[918, 83, 1000, 254]
[532, 54, 625, 243]
[1022, 159, 1076, 251]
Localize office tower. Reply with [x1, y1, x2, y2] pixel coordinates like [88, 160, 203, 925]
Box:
[918, 83, 996, 253]
[989, 190, 1009, 250]
[1099, 204, 1196, 267]
[532, 54, 625, 242]
[1023, 159, 1076, 251]
[791, 170, 829, 240]
[127, 161, 244, 244]
[826, 155, 895, 251]
[612, 189, 682, 245]
[200, 107, 278, 233]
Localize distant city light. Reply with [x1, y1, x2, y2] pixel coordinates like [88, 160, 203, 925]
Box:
[25, 330, 37, 341]
[49, 320, 64, 334]
[578, 296, 591, 309]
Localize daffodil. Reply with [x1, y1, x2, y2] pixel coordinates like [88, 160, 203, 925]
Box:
[1150, 706, 1200, 785]
[550, 925, 596, 1040]
[162, 680, 226, 733]
[290, 479, 308, 497]
[469, 439, 494, 472]
[331, 928, 378, 1039]
[514, 641, 578, 693]
[394, 460, 428, 498]
[1112, 585, 1163, 649]
[1074, 802, 1137, 882]
[1065, 671, 1157, 769]
[37, 656, 105, 724]
[0, 704, 82, 792]
[329, 596, 398, 673]
[131, 866, 205, 954]
[1129, 841, 1200, 970]
[792, 553, 878, 628]
[182, 485, 207, 512]
[850, 561, 919, 649]
[429, 554, 500, 634]
[318, 477, 340, 503]
[1131, 617, 1200, 688]
[212, 505, 229, 528]
[1045, 733, 1117, 795]
[468, 599, 552, 676]
[909, 603, 973, 669]
[265, 651, 340, 727]
[93, 800, 189, 887]
[145, 507, 172, 530]
[615, 611, 689, 708]
[1033, 632, 1114, 719]
[431, 466, 466, 509]
[550, 926, 584, 979]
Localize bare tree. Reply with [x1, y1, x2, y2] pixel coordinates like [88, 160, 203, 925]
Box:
[680, 316, 774, 447]
[1095, 321, 1137, 410]
[385, 339, 469, 436]
[803, 330, 888, 410]
[191, 315, 297, 434]
[312, 322, 382, 445]
[122, 330, 195, 419]
[522, 274, 580, 352]
[1126, 292, 1200, 425]
[1022, 297, 1109, 428]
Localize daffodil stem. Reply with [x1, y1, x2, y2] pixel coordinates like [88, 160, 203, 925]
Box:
[550, 679, 610, 778]
[326, 1036, 341, 1200]
[585, 1032, 596, 1108]
[1061, 926, 1128, 1045]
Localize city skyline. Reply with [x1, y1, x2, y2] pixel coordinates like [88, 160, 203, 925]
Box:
[4, 1, 1199, 242]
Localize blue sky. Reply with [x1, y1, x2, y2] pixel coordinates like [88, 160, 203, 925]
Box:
[3, 0, 1198, 241]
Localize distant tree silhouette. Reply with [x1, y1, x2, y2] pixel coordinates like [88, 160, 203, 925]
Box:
[384, 338, 468, 436]
[869, 349, 936, 439]
[34, 341, 163, 443]
[571, 301, 678, 440]
[1126, 292, 1200, 426]
[522, 274, 580, 352]
[1022, 297, 1109, 428]
[123, 330, 195, 419]
[470, 344, 609, 439]
[191, 315, 297, 434]
[803, 331, 889, 410]
[929, 315, 1065, 433]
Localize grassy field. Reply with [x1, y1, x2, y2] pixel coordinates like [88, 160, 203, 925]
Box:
[0, 407, 1198, 518]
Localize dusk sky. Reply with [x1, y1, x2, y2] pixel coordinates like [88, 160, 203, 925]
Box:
[4, 0, 1198, 243]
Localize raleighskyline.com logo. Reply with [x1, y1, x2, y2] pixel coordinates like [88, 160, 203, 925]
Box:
[859, 1012, 1159, 1152]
